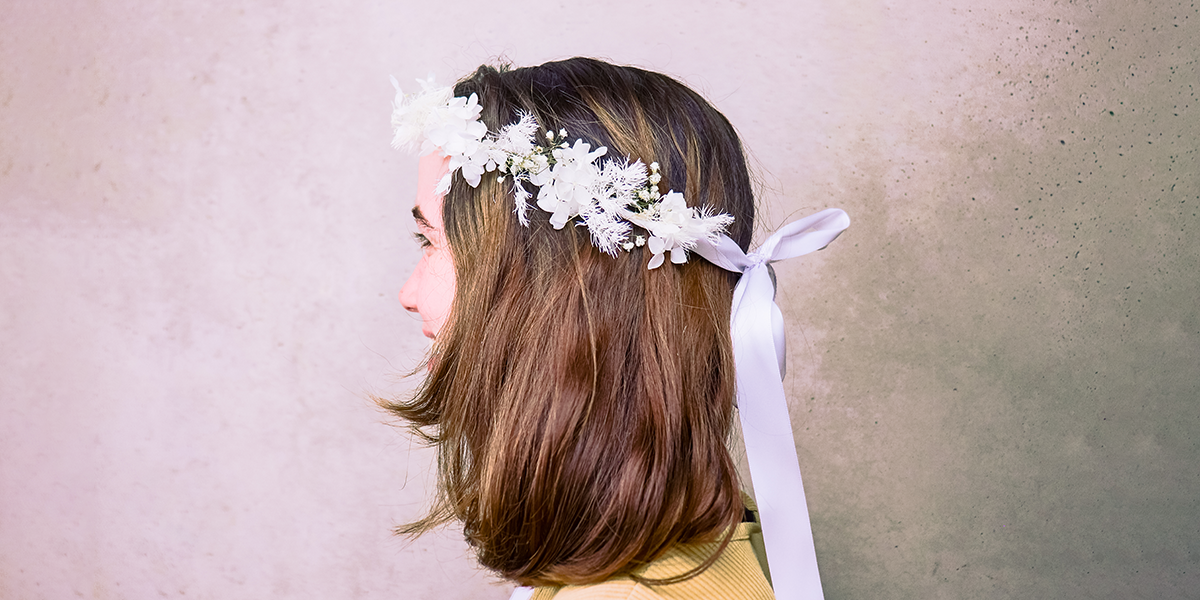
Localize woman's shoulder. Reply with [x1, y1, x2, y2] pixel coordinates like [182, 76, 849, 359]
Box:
[530, 522, 775, 600]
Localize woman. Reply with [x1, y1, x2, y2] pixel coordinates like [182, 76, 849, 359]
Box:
[385, 58, 849, 600]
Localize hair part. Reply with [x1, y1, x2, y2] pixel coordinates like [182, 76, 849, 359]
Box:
[382, 57, 757, 587]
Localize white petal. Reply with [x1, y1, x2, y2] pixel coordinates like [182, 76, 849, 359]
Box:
[550, 207, 570, 229]
[670, 246, 688, 264]
[463, 165, 483, 187]
[647, 236, 666, 255]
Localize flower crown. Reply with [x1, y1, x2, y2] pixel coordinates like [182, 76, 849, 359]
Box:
[390, 77, 734, 269]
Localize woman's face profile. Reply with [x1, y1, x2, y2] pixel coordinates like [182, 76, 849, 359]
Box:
[399, 152, 456, 341]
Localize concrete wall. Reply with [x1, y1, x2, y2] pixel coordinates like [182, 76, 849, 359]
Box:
[2, 1, 1196, 598]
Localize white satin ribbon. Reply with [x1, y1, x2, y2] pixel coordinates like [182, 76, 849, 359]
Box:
[693, 207, 851, 600]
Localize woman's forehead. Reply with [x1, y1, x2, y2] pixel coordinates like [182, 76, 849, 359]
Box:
[414, 152, 450, 229]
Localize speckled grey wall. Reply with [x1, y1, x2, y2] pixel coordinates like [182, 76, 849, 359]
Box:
[2, 1, 1196, 599]
[778, 3, 1200, 598]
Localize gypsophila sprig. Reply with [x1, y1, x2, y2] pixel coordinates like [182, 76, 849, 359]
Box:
[391, 77, 734, 269]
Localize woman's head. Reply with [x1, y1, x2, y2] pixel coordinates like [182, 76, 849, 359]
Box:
[387, 57, 756, 586]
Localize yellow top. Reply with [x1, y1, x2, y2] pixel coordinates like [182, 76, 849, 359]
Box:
[529, 521, 775, 600]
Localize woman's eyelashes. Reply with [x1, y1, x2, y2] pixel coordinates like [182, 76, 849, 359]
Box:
[413, 231, 432, 250]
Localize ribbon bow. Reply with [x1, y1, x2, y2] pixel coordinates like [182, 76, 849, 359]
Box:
[693, 207, 851, 600]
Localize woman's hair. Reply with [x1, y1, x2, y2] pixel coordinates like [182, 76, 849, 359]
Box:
[384, 57, 757, 587]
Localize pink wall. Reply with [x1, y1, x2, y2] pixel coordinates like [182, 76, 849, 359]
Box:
[3, 1, 1197, 598]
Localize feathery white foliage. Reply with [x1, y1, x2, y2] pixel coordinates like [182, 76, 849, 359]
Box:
[390, 76, 454, 152]
[389, 79, 734, 268]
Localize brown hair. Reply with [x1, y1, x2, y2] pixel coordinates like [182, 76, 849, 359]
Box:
[383, 57, 757, 587]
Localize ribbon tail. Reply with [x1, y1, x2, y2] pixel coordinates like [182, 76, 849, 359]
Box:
[734, 267, 824, 600]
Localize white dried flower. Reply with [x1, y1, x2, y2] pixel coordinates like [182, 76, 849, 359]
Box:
[390, 79, 733, 268]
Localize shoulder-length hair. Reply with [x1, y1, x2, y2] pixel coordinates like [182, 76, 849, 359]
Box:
[384, 57, 757, 587]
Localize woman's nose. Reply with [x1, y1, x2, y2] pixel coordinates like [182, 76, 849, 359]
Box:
[398, 266, 420, 313]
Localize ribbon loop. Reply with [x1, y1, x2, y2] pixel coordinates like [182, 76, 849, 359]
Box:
[694, 207, 850, 600]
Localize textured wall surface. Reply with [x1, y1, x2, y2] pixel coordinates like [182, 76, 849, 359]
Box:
[1, 1, 1196, 599]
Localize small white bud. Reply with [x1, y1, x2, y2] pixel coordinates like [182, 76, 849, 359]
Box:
[635, 235, 646, 247]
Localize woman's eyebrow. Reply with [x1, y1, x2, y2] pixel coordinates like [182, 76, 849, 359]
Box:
[412, 206, 432, 229]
